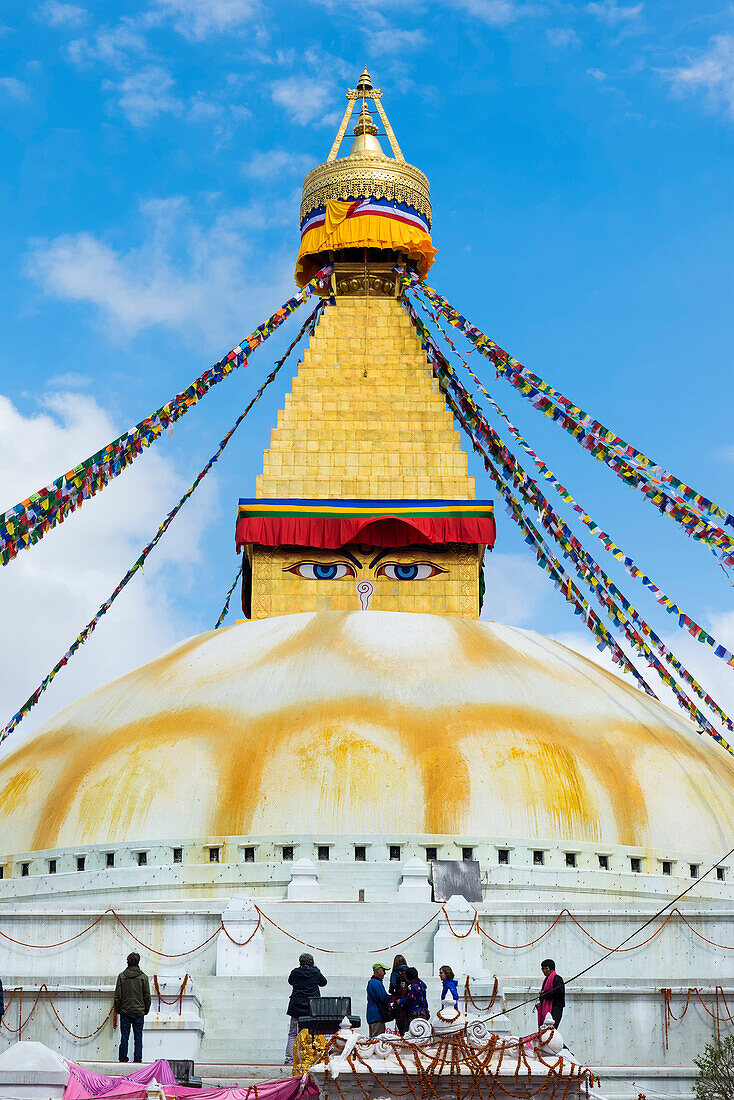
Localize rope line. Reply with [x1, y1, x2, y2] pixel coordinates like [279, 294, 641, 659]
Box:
[0, 898, 730, 959]
[399, 270, 734, 570]
[400, 291, 734, 753]
[0, 268, 332, 568]
[0, 300, 325, 742]
[413, 287, 734, 691]
[480, 842, 734, 1024]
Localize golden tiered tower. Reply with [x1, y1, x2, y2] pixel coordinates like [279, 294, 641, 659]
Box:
[257, 296, 474, 501]
[237, 70, 495, 620]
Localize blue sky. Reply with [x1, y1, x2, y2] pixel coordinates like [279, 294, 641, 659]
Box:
[1, 0, 734, 742]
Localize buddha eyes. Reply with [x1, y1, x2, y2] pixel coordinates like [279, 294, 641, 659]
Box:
[285, 561, 446, 581]
[376, 563, 446, 581]
[286, 562, 356, 580]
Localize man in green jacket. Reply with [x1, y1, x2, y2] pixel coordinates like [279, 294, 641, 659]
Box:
[114, 952, 151, 1063]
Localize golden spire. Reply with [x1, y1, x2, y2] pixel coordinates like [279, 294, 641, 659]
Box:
[349, 102, 383, 156]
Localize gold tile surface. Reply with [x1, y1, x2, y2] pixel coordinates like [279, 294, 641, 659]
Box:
[257, 296, 475, 500]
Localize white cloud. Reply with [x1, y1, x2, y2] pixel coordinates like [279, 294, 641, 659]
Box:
[242, 148, 315, 181]
[663, 35, 734, 121]
[152, 0, 259, 40]
[587, 68, 608, 81]
[546, 27, 580, 49]
[0, 388, 216, 752]
[271, 76, 339, 127]
[481, 552, 551, 626]
[107, 66, 183, 126]
[46, 372, 92, 388]
[25, 194, 296, 344]
[0, 76, 31, 100]
[39, 1, 87, 27]
[369, 27, 426, 53]
[585, 0, 642, 25]
[67, 20, 147, 68]
[454, 0, 541, 26]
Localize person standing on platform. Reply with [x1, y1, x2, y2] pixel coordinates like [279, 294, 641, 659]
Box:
[439, 964, 459, 1005]
[285, 952, 327, 1064]
[366, 962, 392, 1037]
[390, 955, 410, 1035]
[389, 954, 409, 995]
[535, 958, 565, 1028]
[114, 952, 151, 1064]
[398, 966, 430, 1026]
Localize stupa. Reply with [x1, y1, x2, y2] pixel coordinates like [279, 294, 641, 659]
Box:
[0, 70, 732, 1092]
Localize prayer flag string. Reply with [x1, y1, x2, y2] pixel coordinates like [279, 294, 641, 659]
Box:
[0, 268, 332, 568]
[0, 302, 326, 743]
[411, 289, 734, 674]
[214, 565, 244, 629]
[397, 270, 734, 573]
[401, 296, 734, 756]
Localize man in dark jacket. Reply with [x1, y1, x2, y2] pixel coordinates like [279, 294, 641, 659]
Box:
[114, 952, 151, 1063]
[285, 952, 327, 1064]
[535, 958, 565, 1028]
[366, 963, 391, 1037]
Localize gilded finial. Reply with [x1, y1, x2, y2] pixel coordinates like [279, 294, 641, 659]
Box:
[357, 67, 372, 92]
[352, 103, 379, 138]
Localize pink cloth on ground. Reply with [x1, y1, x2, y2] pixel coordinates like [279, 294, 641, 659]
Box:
[65, 1060, 176, 1098]
[64, 1071, 321, 1100]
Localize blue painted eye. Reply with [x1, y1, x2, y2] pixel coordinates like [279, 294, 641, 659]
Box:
[376, 563, 446, 581]
[286, 562, 355, 580]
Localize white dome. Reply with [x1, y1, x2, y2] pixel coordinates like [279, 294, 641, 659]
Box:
[0, 611, 731, 857]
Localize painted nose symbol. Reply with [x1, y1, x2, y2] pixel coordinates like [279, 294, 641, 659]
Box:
[356, 580, 374, 611]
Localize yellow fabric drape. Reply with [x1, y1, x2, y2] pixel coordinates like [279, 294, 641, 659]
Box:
[295, 212, 437, 286]
[324, 199, 357, 236]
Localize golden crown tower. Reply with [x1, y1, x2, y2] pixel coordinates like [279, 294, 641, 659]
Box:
[235, 69, 495, 620]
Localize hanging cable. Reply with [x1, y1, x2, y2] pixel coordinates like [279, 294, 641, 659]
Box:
[214, 561, 244, 629]
[401, 294, 734, 755]
[483, 843, 734, 1024]
[0, 268, 332, 568]
[1, 301, 326, 743]
[409, 285, 734, 671]
[398, 269, 734, 574]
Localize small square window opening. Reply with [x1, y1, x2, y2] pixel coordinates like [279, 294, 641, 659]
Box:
[244, 847, 255, 863]
[533, 850, 544, 866]
[106, 852, 115, 868]
[462, 847, 474, 861]
[389, 845, 401, 861]
[137, 852, 147, 867]
[21, 862, 29, 877]
[209, 847, 220, 863]
[690, 864, 699, 878]
[76, 856, 85, 872]
[717, 867, 726, 882]
[598, 855, 609, 870]
[48, 859, 57, 874]
[283, 845, 294, 861]
[565, 852, 577, 868]
[662, 861, 672, 876]
[498, 849, 510, 865]
[630, 857, 641, 873]
[426, 847, 438, 862]
[173, 847, 183, 864]
[317, 846, 330, 861]
[355, 845, 366, 862]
